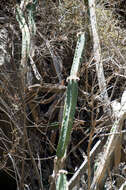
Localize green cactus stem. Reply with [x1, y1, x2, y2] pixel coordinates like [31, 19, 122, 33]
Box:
[56, 33, 86, 158]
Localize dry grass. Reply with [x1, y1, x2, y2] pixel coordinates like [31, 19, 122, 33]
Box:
[0, 0, 126, 189]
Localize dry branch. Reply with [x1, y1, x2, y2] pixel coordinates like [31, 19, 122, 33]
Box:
[28, 83, 66, 93]
[91, 90, 126, 189]
[68, 140, 103, 190]
[88, 0, 111, 115]
[37, 31, 63, 82]
[119, 181, 126, 190]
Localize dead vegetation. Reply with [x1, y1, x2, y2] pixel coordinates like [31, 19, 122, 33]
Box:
[0, 0, 126, 189]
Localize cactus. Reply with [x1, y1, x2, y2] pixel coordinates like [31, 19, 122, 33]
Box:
[56, 33, 85, 158]
[16, 0, 37, 68]
[56, 171, 68, 190]
[54, 33, 86, 190]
